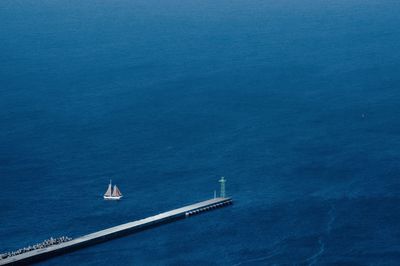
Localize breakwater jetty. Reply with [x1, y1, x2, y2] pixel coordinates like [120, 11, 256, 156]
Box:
[0, 197, 232, 265]
[0, 237, 72, 260]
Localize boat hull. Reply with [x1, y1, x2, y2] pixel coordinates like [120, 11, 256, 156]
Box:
[103, 196, 122, 200]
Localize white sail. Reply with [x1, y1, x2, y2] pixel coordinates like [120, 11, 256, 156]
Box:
[112, 185, 122, 197]
[104, 183, 112, 197]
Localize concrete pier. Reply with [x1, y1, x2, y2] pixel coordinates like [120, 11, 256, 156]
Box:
[0, 197, 232, 265]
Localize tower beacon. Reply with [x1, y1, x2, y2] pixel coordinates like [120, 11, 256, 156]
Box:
[219, 176, 226, 198]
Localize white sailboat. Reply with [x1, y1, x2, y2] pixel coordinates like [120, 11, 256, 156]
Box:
[103, 180, 123, 200]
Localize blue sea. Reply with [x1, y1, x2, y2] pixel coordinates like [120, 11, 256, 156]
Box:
[1, 0, 400, 265]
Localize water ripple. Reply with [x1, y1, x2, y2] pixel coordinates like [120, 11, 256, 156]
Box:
[305, 203, 336, 266]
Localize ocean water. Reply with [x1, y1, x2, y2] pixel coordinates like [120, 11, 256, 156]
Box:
[1, 0, 400, 265]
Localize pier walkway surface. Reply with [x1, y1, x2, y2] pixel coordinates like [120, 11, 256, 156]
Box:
[0, 197, 232, 265]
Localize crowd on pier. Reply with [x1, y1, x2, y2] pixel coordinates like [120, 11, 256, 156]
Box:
[0, 236, 72, 260]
